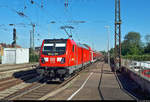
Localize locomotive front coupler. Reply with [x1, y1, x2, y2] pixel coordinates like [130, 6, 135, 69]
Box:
[49, 70, 55, 78]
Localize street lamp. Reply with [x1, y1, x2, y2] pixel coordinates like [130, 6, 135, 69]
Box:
[105, 26, 110, 67]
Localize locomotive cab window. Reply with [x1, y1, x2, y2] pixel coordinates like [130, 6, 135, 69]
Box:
[43, 43, 54, 51]
[42, 41, 66, 55]
[55, 43, 66, 52]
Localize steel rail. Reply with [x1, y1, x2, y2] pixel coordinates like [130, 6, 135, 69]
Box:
[4, 61, 100, 100]
[0, 64, 38, 73]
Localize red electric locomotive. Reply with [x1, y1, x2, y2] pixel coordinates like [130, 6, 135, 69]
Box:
[36, 38, 101, 81]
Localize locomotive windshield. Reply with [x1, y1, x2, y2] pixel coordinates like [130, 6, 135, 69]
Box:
[43, 44, 54, 51]
[42, 40, 67, 55]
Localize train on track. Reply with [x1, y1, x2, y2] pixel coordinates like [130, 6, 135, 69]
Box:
[36, 38, 102, 81]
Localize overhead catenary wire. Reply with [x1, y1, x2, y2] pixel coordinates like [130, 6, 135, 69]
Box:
[29, 0, 66, 26]
[28, 0, 70, 40]
[41, 0, 43, 8]
[0, 5, 33, 24]
[0, 5, 36, 48]
[1, 0, 94, 47]
[63, 0, 84, 41]
[28, 0, 85, 41]
[72, 25, 81, 42]
[64, 0, 74, 25]
[24, 0, 27, 10]
[0, 3, 40, 48]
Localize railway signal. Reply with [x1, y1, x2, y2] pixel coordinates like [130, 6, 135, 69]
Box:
[9, 22, 36, 50]
[9, 23, 24, 48]
[12, 28, 17, 47]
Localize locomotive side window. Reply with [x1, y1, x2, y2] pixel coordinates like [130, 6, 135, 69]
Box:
[72, 45, 74, 52]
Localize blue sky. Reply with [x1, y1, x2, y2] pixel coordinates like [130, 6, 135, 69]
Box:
[0, 0, 150, 51]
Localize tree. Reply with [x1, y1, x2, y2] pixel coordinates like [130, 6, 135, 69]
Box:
[144, 34, 150, 53]
[100, 50, 107, 55]
[144, 44, 150, 54]
[124, 32, 141, 46]
[122, 32, 143, 55]
[145, 34, 150, 44]
[121, 41, 129, 56]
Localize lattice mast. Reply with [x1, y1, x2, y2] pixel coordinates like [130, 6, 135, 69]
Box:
[115, 0, 122, 69]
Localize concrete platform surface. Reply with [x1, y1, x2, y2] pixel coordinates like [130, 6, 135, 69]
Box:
[47, 61, 134, 100]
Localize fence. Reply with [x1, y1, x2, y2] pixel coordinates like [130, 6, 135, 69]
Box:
[121, 59, 150, 96]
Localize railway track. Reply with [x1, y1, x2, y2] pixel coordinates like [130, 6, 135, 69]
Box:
[0, 73, 37, 91]
[5, 75, 76, 100]
[0, 63, 38, 68]
[1, 61, 138, 100]
[0, 64, 38, 80]
[0, 69, 40, 99]
[0, 68, 38, 86]
[2, 62, 99, 100]
[0, 63, 38, 72]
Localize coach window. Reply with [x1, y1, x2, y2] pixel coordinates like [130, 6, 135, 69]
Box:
[72, 45, 74, 52]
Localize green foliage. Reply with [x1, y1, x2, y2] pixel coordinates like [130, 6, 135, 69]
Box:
[144, 43, 150, 54]
[109, 48, 114, 55]
[109, 31, 150, 61]
[122, 55, 150, 61]
[29, 48, 34, 54]
[124, 32, 141, 46]
[145, 34, 150, 44]
[29, 54, 39, 62]
[100, 51, 107, 55]
[122, 32, 142, 55]
[127, 46, 140, 55]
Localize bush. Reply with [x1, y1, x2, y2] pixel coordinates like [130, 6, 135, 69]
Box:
[29, 54, 39, 62]
[122, 55, 150, 61]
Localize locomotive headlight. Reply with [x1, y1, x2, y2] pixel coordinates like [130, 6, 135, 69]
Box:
[44, 57, 48, 62]
[61, 57, 65, 64]
[57, 57, 62, 62]
[71, 58, 74, 61]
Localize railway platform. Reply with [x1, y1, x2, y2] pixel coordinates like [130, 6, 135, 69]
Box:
[46, 61, 135, 100]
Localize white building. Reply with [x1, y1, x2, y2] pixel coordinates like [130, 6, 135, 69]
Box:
[2, 48, 29, 64]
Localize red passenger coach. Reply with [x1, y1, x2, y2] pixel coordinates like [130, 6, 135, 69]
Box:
[36, 38, 101, 81]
